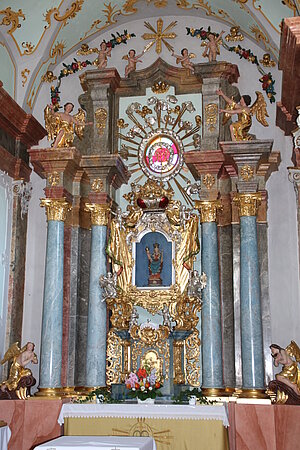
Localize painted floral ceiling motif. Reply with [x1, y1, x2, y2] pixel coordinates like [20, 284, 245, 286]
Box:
[0, 0, 298, 107]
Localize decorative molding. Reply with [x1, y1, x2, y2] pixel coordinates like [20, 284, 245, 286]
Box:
[202, 174, 215, 190]
[0, 7, 25, 35]
[195, 200, 223, 223]
[21, 69, 30, 87]
[40, 198, 72, 222]
[142, 18, 177, 54]
[233, 193, 262, 217]
[91, 178, 104, 193]
[12, 180, 32, 219]
[48, 172, 60, 187]
[288, 168, 300, 200]
[85, 203, 110, 226]
[240, 165, 254, 181]
[95, 108, 107, 136]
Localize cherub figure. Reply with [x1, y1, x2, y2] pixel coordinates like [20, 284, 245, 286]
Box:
[187, 270, 207, 299]
[1, 342, 38, 393]
[44, 102, 87, 148]
[270, 341, 300, 396]
[99, 272, 118, 301]
[129, 307, 139, 330]
[202, 31, 224, 62]
[94, 41, 112, 69]
[158, 303, 172, 330]
[172, 48, 195, 74]
[217, 89, 269, 141]
[123, 49, 144, 77]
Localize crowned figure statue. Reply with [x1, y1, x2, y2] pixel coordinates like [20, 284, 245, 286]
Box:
[145, 243, 163, 286]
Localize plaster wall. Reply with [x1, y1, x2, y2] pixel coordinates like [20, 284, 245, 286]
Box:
[19, 16, 299, 383]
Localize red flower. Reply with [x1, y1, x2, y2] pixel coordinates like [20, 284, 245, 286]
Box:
[145, 382, 150, 388]
[155, 381, 161, 389]
[82, 62, 87, 67]
[135, 383, 140, 389]
[52, 97, 58, 104]
[137, 368, 147, 379]
[262, 83, 268, 89]
[106, 42, 112, 48]
[200, 31, 207, 39]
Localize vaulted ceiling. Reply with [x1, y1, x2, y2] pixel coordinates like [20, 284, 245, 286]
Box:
[0, 0, 299, 107]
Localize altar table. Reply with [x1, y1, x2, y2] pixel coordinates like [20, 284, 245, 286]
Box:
[0, 423, 11, 450]
[58, 404, 229, 450]
[34, 436, 156, 450]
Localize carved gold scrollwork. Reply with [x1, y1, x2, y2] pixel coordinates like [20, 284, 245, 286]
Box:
[85, 203, 110, 226]
[44, 1, 84, 29]
[95, 108, 108, 136]
[185, 330, 201, 387]
[202, 174, 215, 190]
[195, 200, 223, 223]
[106, 330, 122, 385]
[0, 7, 25, 35]
[204, 103, 218, 132]
[151, 80, 170, 94]
[40, 198, 72, 222]
[48, 172, 60, 187]
[173, 340, 185, 384]
[240, 165, 254, 181]
[91, 178, 104, 193]
[130, 325, 170, 344]
[21, 69, 30, 87]
[169, 294, 201, 330]
[233, 193, 262, 217]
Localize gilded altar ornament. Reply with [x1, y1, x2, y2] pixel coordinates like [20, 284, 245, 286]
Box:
[0, 342, 37, 399]
[259, 53, 276, 68]
[233, 193, 262, 217]
[94, 108, 107, 136]
[240, 164, 254, 181]
[217, 89, 269, 141]
[44, 0, 83, 29]
[225, 26, 244, 42]
[142, 18, 177, 54]
[91, 178, 104, 192]
[187, 270, 207, 301]
[195, 200, 223, 223]
[41, 71, 57, 83]
[268, 341, 300, 404]
[40, 198, 71, 222]
[84, 203, 110, 226]
[48, 171, 60, 187]
[202, 31, 224, 62]
[205, 103, 218, 132]
[172, 48, 195, 74]
[173, 340, 185, 384]
[0, 7, 25, 35]
[99, 272, 118, 301]
[202, 173, 215, 190]
[44, 103, 87, 148]
[185, 330, 201, 386]
[151, 81, 170, 94]
[106, 330, 122, 385]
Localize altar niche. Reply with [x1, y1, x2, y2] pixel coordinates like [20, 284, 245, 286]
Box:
[134, 231, 174, 288]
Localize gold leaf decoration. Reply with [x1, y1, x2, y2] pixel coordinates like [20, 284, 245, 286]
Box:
[21, 69, 30, 88]
[44, 0, 84, 29]
[21, 42, 35, 54]
[142, 18, 177, 54]
[0, 7, 25, 35]
[50, 41, 66, 63]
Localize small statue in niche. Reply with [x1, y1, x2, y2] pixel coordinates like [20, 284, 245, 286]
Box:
[187, 270, 207, 300]
[145, 243, 163, 286]
[122, 49, 145, 77]
[0, 342, 37, 399]
[99, 272, 118, 301]
[202, 31, 224, 62]
[217, 89, 269, 141]
[94, 40, 112, 69]
[171, 48, 195, 74]
[44, 102, 87, 148]
[268, 341, 300, 404]
[158, 303, 172, 330]
[129, 307, 139, 330]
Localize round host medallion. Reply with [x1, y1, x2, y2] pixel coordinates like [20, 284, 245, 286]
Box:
[138, 129, 184, 181]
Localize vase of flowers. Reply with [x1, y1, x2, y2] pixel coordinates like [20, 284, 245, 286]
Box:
[125, 366, 162, 403]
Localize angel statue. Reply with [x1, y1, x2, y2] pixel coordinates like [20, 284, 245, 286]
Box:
[1, 342, 37, 399]
[171, 48, 195, 74]
[44, 102, 87, 148]
[94, 41, 112, 69]
[158, 303, 172, 330]
[187, 270, 207, 300]
[99, 272, 118, 301]
[217, 89, 269, 141]
[122, 48, 145, 78]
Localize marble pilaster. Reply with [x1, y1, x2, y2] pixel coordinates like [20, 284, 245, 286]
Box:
[85, 203, 110, 387]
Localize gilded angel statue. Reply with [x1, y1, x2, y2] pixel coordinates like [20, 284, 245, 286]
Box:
[217, 89, 269, 141]
[269, 341, 300, 396]
[44, 102, 87, 148]
[1, 342, 37, 393]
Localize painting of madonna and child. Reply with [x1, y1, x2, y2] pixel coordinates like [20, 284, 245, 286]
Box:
[135, 232, 173, 288]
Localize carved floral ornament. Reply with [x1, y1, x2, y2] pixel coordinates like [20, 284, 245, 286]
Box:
[233, 192, 262, 217]
[40, 198, 72, 222]
[84, 203, 110, 226]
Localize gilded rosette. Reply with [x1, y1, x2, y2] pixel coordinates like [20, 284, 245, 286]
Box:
[85, 203, 110, 225]
[40, 198, 72, 221]
[195, 200, 223, 223]
[233, 193, 262, 217]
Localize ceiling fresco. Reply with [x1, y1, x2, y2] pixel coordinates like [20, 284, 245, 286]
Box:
[0, 0, 298, 107]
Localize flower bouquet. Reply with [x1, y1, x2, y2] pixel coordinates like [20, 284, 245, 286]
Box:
[125, 366, 162, 402]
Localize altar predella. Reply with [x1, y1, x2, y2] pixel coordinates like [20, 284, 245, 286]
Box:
[0, 18, 297, 405]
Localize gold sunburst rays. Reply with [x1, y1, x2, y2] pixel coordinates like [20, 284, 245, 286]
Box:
[142, 18, 177, 54]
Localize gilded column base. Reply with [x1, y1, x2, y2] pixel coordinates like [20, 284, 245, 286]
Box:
[34, 387, 64, 399]
[201, 387, 228, 397]
[233, 388, 268, 399]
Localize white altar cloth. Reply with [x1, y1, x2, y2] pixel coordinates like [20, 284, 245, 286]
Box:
[34, 436, 156, 450]
[58, 403, 229, 427]
[0, 424, 11, 450]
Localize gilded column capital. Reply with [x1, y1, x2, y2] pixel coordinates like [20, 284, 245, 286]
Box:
[85, 203, 110, 226]
[40, 198, 72, 222]
[195, 200, 223, 223]
[233, 193, 262, 217]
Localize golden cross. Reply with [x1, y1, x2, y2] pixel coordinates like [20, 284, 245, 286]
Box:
[142, 18, 177, 54]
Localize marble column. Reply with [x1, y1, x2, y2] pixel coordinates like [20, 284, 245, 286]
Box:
[196, 200, 224, 395]
[85, 203, 110, 387]
[38, 198, 71, 393]
[234, 193, 265, 393]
